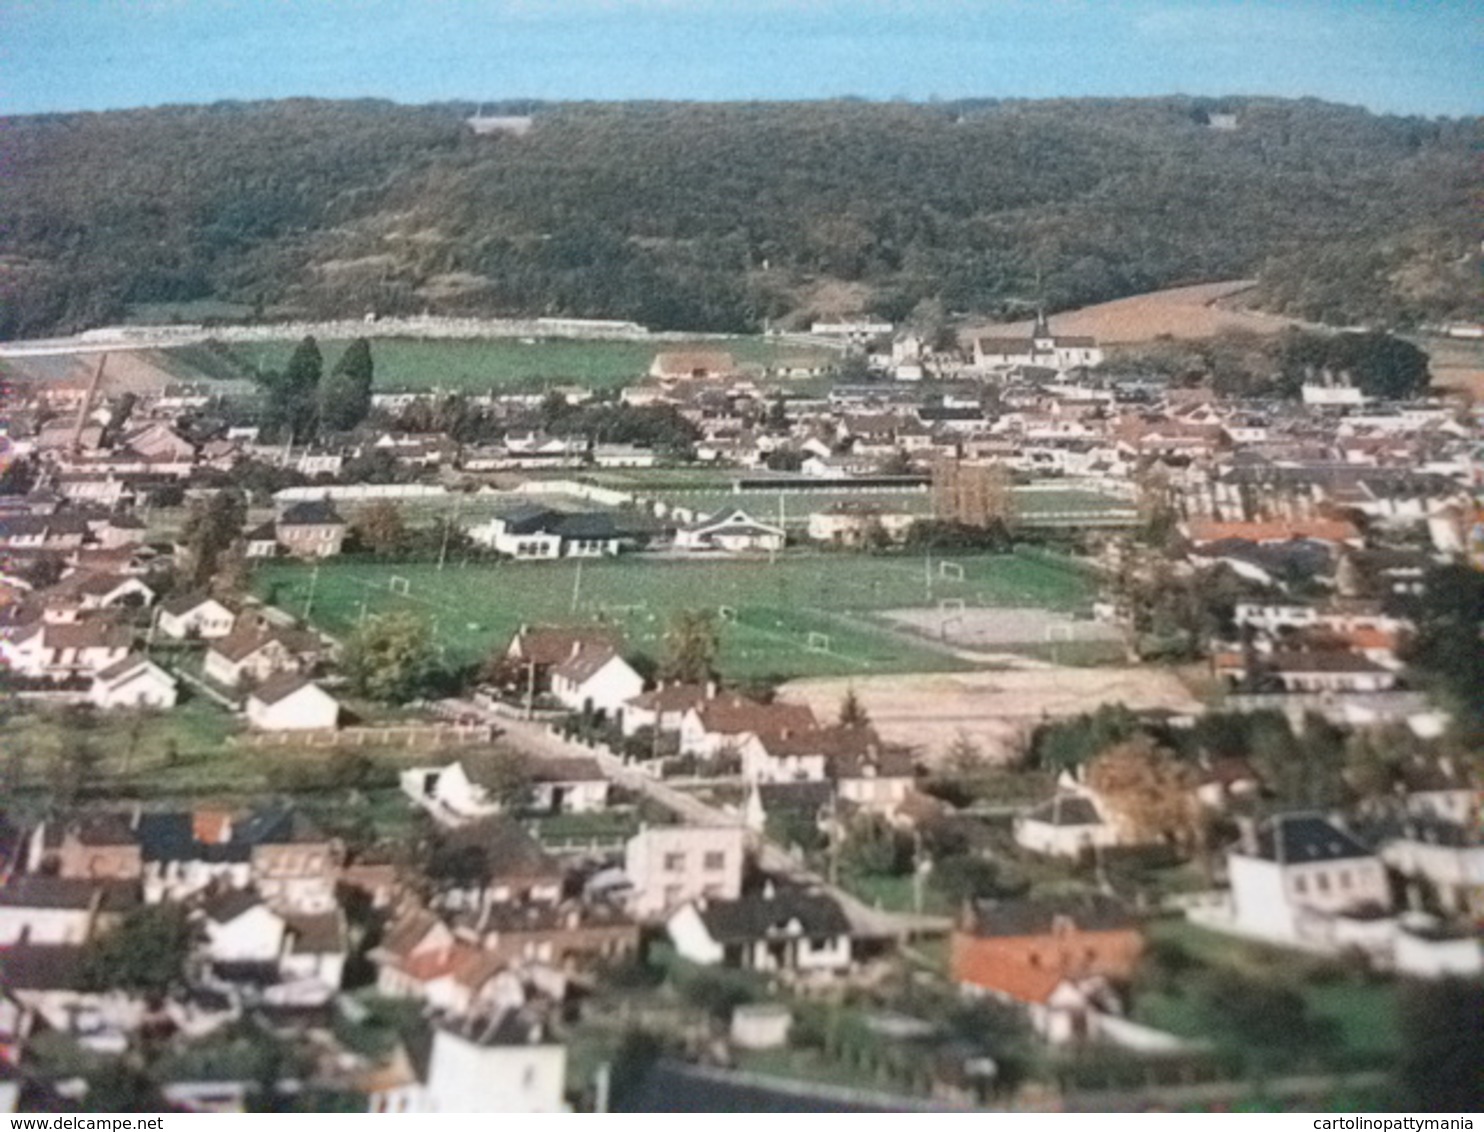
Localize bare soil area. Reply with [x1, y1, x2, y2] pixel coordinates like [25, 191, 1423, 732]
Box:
[780, 667, 1203, 765]
[961, 279, 1302, 345]
[882, 606, 1122, 649]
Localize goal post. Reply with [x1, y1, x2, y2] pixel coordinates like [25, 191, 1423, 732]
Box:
[388, 576, 411, 596]
[806, 631, 832, 653]
[938, 561, 965, 582]
[717, 605, 738, 622]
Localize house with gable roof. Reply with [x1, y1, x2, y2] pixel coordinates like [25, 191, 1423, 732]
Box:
[89, 653, 178, 710]
[674, 508, 786, 554]
[666, 883, 855, 975]
[951, 894, 1142, 1045]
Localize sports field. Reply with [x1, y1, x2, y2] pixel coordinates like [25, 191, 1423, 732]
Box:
[167, 336, 834, 392]
[257, 551, 1095, 680]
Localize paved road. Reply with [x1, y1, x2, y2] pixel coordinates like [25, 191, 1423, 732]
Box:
[469, 704, 952, 939]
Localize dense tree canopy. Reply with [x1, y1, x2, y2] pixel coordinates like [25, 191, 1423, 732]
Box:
[2, 97, 1478, 338]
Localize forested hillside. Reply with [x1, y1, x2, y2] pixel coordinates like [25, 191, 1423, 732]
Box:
[2, 96, 1478, 339]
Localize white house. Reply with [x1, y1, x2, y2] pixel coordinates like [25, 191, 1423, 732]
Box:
[0, 877, 139, 946]
[1223, 815, 1392, 948]
[367, 1013, 567, 1114]
[667, 885, 854, 975]
[549, 644, 644, 717]
[1014, 793, 1121, 859]
[157, 593, 238, 640]
[625, 825, 747, 919]
[0, 620, 133, 680]
[527, 757, 611, 815]
[401, 762, 502, 828]
[199, 890, 287, 964]
[89, 653, 178, 710]
[245, 674, 340, 731]
[675, 509, 786, 554]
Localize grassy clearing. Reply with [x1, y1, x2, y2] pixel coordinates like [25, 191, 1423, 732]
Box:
[1134, 920, 1401, 1061]
[165, 336, 834, 392]
[255, 551, 1093, 680]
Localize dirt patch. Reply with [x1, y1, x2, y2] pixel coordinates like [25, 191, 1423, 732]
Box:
[882, 606, 1121, 649]
[961, 280, 1303, 345]
[780, 667, 1202, 765]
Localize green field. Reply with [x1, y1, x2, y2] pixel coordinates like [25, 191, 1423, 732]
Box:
[165, 335, 834, 392]
[257, 551, 1094, 680]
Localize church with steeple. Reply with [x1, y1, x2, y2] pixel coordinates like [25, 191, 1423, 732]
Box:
[972, 313, 1104, 374]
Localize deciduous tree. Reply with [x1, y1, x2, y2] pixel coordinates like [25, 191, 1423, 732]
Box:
[342, 611, 439, 702]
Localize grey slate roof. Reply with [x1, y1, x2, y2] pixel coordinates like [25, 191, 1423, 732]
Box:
[695, 888, 851, 943]
[965, 893, 1136, 938]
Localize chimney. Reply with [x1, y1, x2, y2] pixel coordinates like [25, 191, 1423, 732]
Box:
[705, 680, 718, 700]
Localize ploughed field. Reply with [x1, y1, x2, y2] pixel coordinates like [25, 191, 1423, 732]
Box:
[257, 550, 1094, 680]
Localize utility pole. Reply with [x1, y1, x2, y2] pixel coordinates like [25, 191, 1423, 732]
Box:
[301, 563, 320, 622]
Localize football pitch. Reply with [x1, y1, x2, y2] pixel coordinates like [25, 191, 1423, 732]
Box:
[173, 336, 833, 393]
[257, 551, 1095, 681]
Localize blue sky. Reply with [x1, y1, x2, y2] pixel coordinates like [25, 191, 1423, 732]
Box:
[1, 0, 1478, 117]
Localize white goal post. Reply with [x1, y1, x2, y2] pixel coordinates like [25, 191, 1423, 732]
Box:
[806, 631, 832, 653]
[388, 576, 411, 596]
[938, 561, 965, 582]
[718, 605, 738, 622]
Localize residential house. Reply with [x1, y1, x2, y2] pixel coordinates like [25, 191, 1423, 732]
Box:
[89, 653, 178, 710]
[620, 682, 710, 737]
[1265, 651, 1399, 694]
[678, 693, 818, 760]
[0, 877, 140, 945]
[233, 807, 343, 913]
[370, 908, 541, 1018]
[401, 762, 503, 828]
[951, 895, 1143, 1045]
[459, 901, 640, 968]
[1013, 793, 1121, 860]
[364, 1012, 567, 1114]
[527, 758, 611, 816]
[503, 624, 622, 698]
[1224, 814, 1392, 948]
[245, 673, 341, 731]
[203, 623, 319, 688]
[243, 522, 279, 559]
[275, 500, 347, 558]
[625, 825, 747, 919]
[135, 810, 253, 904]
[549, 644, 643, 718]
[156, 593, 238, 640]
[807, 501, 918, 546]
[0, 620, 132, 680]
[674, 509, 786, 554]
[28, 813, 143, 881]
[430, 818, 565, 912]
[667, 884, 854, 976]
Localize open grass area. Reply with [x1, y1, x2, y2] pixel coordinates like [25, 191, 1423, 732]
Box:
[255, 550, 1094, 680]
[165, 336, 834, 393]
[1134, 920, 1401, 1063]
